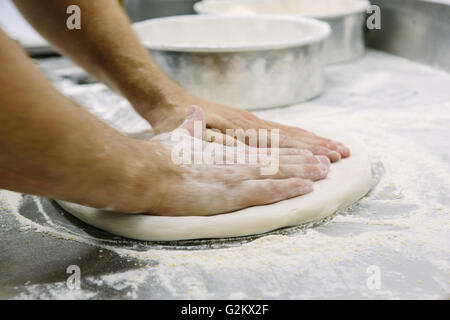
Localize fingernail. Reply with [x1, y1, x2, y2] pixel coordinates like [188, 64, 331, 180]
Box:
[331, 151, 341, 162]
[339, 146, 351, 157]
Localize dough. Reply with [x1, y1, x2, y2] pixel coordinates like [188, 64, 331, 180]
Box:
[56, 133, 372, 241]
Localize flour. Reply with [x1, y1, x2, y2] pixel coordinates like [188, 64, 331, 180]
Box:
[1, 50, 449, 299]
[88, 269, 149, 299]
[11, 266, 149, 300]
[13, 282, 97, 300]
[2, 99, 450, 298]
[2, 113, 449, 298]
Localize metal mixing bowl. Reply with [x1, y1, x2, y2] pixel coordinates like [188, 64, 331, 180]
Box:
[133, 14, 330, 110]
[194, 0, 369, 64]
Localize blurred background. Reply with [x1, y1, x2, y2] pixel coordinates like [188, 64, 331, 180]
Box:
[0, 0, 200, 55]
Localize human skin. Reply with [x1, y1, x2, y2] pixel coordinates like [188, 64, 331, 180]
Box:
[0, 32, 324, 215]
[0, 1, 348, 215]
[140, 106, 332, 216]
[13, 0, 350, 161]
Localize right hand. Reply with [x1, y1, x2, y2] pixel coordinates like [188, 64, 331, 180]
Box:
[117, 106, 330, 216]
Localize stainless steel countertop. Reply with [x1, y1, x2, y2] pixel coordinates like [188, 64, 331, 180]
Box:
[367, 0, 450, 72]
[1, 49, 449, 299]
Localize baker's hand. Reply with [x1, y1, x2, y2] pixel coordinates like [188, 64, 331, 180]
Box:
[131, 106, 330, 216]
[144, 95, 350, 163]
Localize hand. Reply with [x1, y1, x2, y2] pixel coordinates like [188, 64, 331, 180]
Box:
[144, 95, 351, 163]
[125, 106, 330, 216]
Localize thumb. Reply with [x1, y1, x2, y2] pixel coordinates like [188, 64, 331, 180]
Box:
[176, 105, 206, 139]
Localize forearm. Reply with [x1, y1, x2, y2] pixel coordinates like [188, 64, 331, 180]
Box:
[12, 0, 186, 122]
[0, 29, 156, 209]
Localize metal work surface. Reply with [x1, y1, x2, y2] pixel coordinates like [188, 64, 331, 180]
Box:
[366, 0, 450, 72]
[0, 49, 449, 299]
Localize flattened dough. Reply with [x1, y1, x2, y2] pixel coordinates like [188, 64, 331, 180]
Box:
[56, 134, 372, 241]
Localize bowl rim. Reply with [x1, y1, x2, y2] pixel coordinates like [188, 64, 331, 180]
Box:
[193, 0, 370, 19]
[132, 14, 331, 52]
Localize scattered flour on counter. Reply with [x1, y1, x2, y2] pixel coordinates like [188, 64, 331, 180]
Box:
[2, 50, 449, 299]
[13, 282, 97, 300]
[1, 101, 449, 298]
[2, 113, 449, 299]
[11, 269, 149, 300]
[2, 112, 449, 298]
[86, 269, 149, 299]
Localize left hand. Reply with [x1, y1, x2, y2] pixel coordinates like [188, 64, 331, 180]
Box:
[143, 95, 350, 163]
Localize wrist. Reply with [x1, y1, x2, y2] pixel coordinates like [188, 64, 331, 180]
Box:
[58, 131, 138, 210]
[86, 137, 180, 213]
[113, 64, 189, 120]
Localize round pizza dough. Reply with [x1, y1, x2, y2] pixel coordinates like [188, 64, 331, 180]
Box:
[56, 134, 372, 241]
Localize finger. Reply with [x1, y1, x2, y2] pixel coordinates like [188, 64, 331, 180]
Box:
[289, 133, 351, 158]
[275, 164, 329, 181]
[222, 127, 342, 162]
[264, 121, 351, 158]
[307, 145, 342, 162]
[231, 162, 328, 181]
[233, 178, 314, 208]
[265, 120, 316, 136]
[278, 136, 342, 162]
[205, 130, 318, 157]
[190, 148, 323, 166]
[206, 130, 341, 162]
[279, 154, 320, 165]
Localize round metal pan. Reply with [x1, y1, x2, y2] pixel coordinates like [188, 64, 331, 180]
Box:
[194, 0, 369, 64]
[133, 14, 330, 110]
